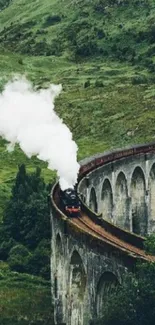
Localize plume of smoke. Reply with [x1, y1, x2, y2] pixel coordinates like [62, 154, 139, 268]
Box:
[0, 76, 80, 190]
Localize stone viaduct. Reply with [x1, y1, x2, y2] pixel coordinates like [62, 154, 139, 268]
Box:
[50, 143, 155, 325]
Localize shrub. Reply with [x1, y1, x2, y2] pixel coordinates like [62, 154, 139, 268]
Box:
[0, 0, 12, 10]
[145, 234, 155, 255]
[18, 58, 23, 65]
[97, 29, 106, 39]
[93, 0, 106, 13]
[43, 15, 61, 28]
[149, 25, 155, 43]
[95, 80, 104, 88]
[148, 64, 155, 73]
[131, 75, 148, 85]
[27, 239, 50, 280]
[84, 80, 90, 88]
[8, 244, 32, 273]
[0, 225, 17, 260]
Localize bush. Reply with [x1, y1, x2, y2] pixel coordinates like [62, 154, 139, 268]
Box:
[8, 244, 32, 273]
[27, 239, 51, 280]
[145, 234, 155, 255]
[18, 58, 23, 65]
[0, 0, 12, 10]
[131, 74, 148, 85]
[97, 29, 106, 39]
[93, 0, 106, 13]
[149, 25, 155, 43]
[95, 80, 104, 87]
[0, 225, 17, 260]
[84, 80, 91, 88]
[43, 15, 61, 28]
[148, 64, 155, 73]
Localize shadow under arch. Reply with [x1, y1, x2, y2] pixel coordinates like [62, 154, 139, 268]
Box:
[101, 178, 113, 221]
[69, 250, 87, 325]
[54, 233, 65, 324]
[130, 166, 147, 235]
[115, 172, 128, 229]
[55, 234, 64, 298]
[149, 163, 155, 225]
[89, 187, 98, 213]
[96, 271, 119, 318]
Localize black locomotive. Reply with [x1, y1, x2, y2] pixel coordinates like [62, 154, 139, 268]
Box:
[59, 188, 81, 217]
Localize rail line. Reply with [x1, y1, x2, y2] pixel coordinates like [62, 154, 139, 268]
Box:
[52, 142, 155, 263]
[71, 213, 155, 262]
[53, 186, 155, 262]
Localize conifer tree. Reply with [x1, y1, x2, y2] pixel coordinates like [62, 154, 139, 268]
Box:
[3, 164, 51, 249]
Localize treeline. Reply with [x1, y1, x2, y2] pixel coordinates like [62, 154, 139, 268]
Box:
[0, 164, 52, 280]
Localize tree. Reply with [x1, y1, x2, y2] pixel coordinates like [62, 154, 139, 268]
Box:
[92, 260, 155, 325]
[144, 234, 155, 255]
[8, 244, 32, 273]
[0, 164, 52, 278]
[64, 18, 98, 60]
[0, 0, 12, 10]
[27, 239, 51, 280]
[0, 224, 17, 260]
[3, 165, 51, 249]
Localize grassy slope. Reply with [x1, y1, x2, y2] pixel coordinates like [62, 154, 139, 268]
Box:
[0, 51, 155, 218]
[0, 1, 154, 228]
[0, 262, 53, 325]
[0, 0, 66, 28]
[0, 0, 155, 59]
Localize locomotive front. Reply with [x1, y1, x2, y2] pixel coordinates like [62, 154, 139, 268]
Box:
[60, 188, 81, 217]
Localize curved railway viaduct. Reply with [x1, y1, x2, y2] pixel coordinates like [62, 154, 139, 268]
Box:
[50, 143, 155, 325]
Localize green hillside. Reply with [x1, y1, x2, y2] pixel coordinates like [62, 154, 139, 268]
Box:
[0, 261, 53, 325]
[0, 0, 155, 64]
[0, 0, 155, 217]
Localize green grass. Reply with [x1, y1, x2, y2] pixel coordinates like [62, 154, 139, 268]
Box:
[0, 262, 53, 325]
[0, 0, 155, 61]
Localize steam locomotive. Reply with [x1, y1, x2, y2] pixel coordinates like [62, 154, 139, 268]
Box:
[59, 188, 81, 217]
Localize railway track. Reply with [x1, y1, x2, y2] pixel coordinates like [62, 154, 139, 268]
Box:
[53, 186, 155, 262]
[71, 213, 155, 262]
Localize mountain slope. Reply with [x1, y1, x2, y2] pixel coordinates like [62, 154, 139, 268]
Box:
[0, 1, 155, 218]
[0, 0, 155, 65]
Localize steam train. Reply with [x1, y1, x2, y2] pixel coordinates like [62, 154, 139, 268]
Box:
[59, 188, 81, 217]
[58, 142, 155, 218]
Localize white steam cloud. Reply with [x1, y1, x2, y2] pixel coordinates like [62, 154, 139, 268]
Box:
[0, 76, 80, 190]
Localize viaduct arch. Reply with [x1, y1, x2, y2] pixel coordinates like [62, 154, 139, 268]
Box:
[50, 143, 155, 325]
[96, 271, 119, 318]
